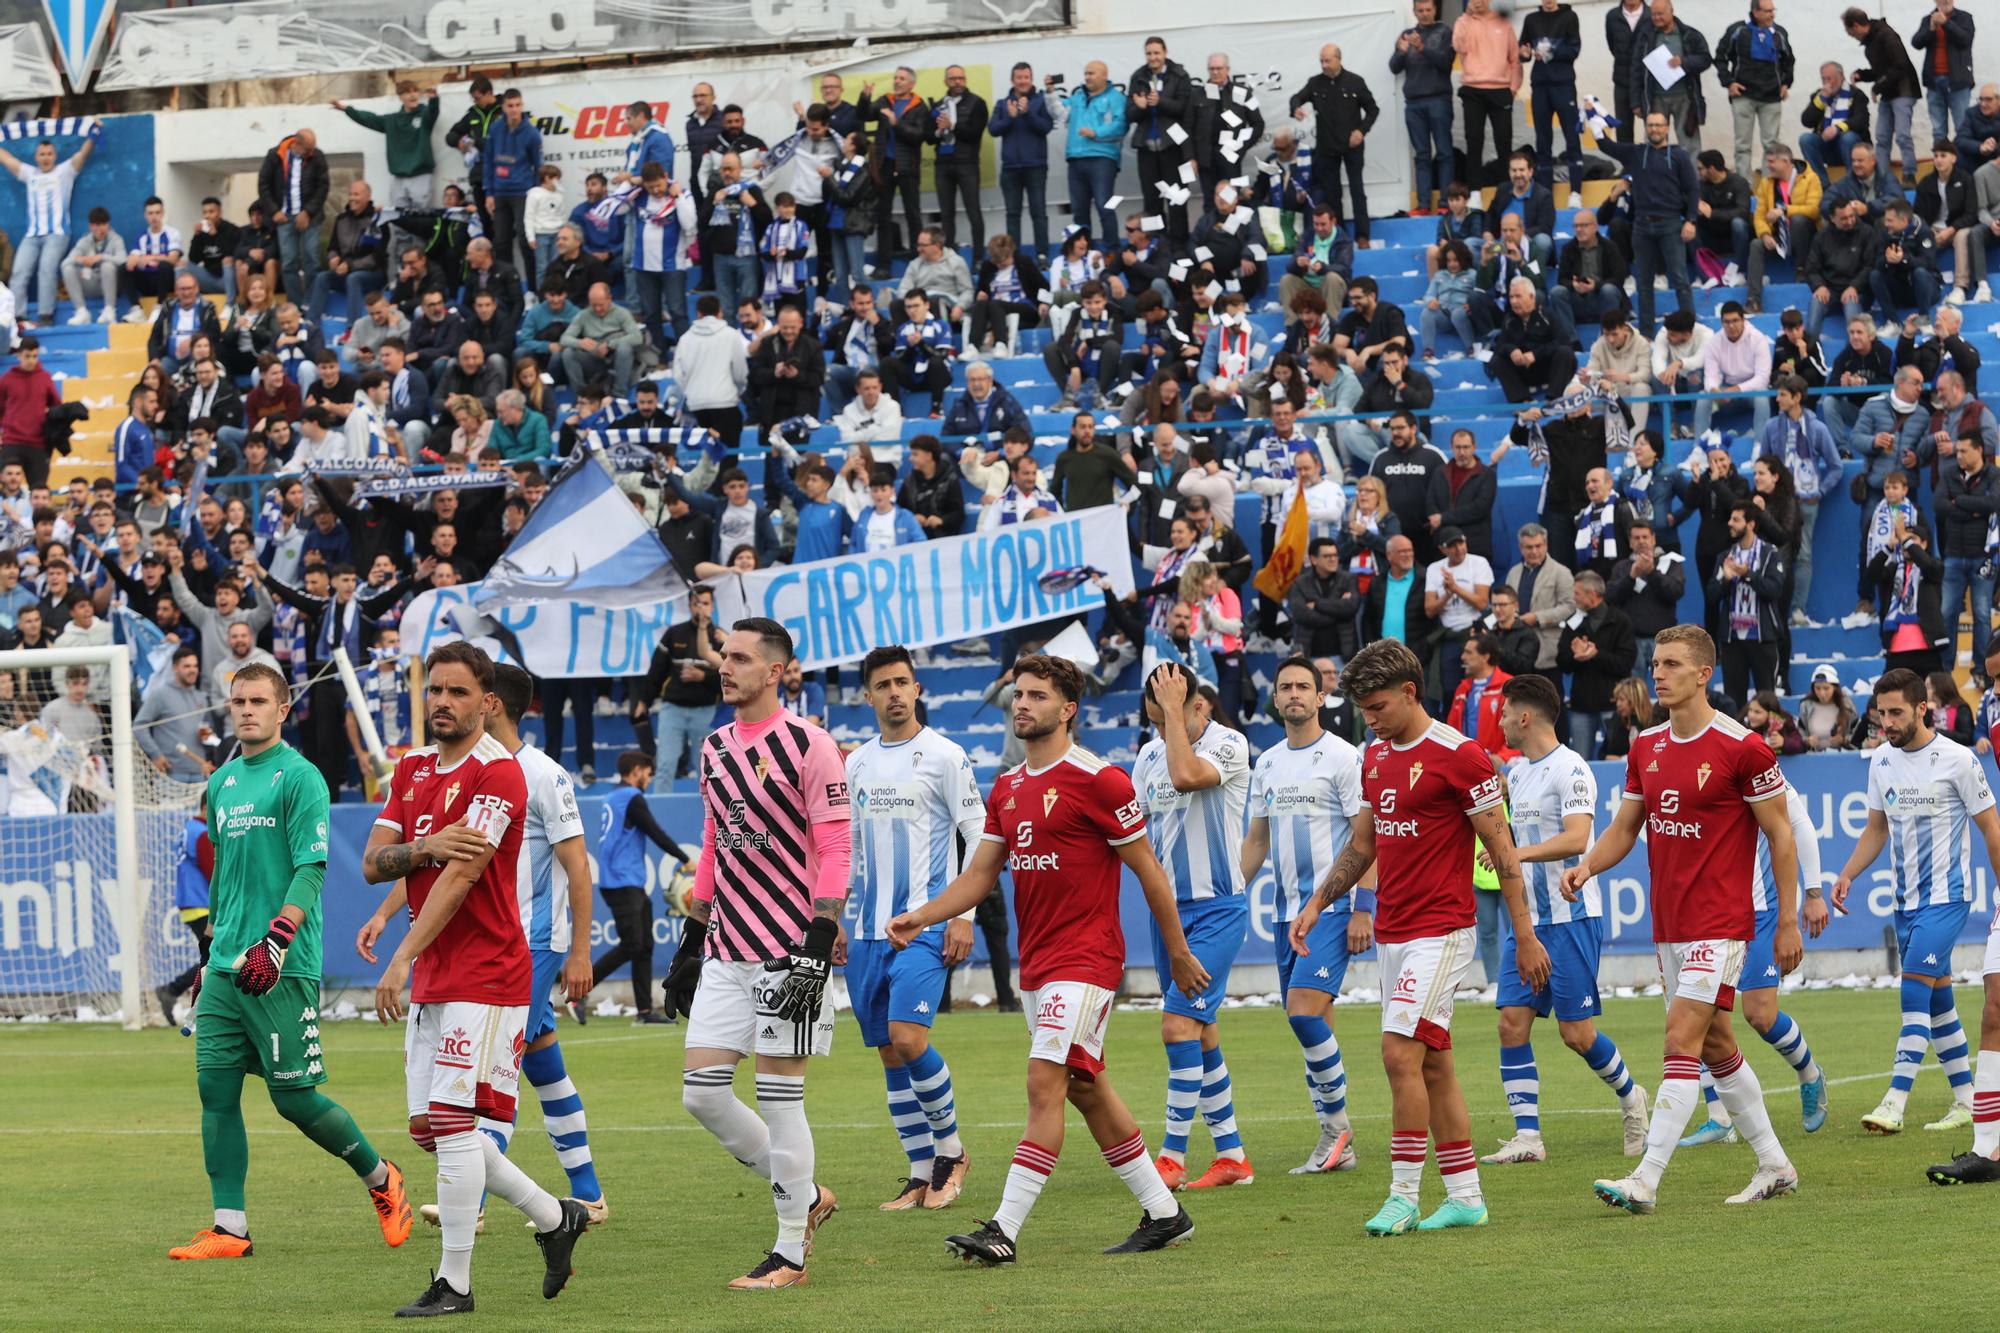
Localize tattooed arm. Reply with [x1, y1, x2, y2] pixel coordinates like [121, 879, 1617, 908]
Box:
[360, 819, 488, 884]
[1286, 816, 1377, 957]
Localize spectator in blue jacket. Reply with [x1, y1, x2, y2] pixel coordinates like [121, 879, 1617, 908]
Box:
[941, 363, 1031, 441]
[376, 338, 432, 458]
[765, 446, 853, 563]
[1058, 61, 1128, 244]
[481, 89, 543, 285]
[849, 465, 927, 552]
[988, 62, 1057, 258]
[569, 172, 627, 288]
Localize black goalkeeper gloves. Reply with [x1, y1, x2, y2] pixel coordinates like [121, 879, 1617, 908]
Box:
[762, 918, 838, 1024]
[233, 915, 296, 996]
[660, 917, 706, 1022]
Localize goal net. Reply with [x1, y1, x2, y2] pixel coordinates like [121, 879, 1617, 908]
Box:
[0, 645, 203, 1026]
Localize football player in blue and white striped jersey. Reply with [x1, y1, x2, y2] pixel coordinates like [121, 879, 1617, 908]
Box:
[1134, 662, 1254, 1190]
[845, 646, 985, 1211]
[1241, 655, 1372, 1174]
[1834, 668, 2000, 1152]
[1481, 674, 1651, 1165]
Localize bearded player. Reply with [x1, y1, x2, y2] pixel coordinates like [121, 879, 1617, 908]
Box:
[170, 661, 413, 1262]
[657, 617, 849, 1291]
[1288, 639, 1548, 1235]
[887, 653, 1207, 1265]
[365, 642, 591, 1316]
[359, 662, 608, 1230]
[1240, 655, 1373, 1175]
[1564, 625, 1803, 1214]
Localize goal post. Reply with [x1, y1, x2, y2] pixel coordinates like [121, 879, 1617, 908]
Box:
[0, 644, 198, 1029]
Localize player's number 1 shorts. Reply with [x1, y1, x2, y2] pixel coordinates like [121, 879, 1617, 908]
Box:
[194, 974, 328, 1087]
[684, 957, 836, 1058]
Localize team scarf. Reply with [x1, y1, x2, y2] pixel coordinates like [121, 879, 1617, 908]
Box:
[1575, 498, 1621, 562]
[1771, 411, 1824, 499]
[762, 216, 811, 299]
[1214, 316, 1252, 378]
[1980, 685, 2000, 750]
[1150, 544, 1198, 628]
[0, 117, 101, 141]
[279, 457, 407, 479]
[1728, 538, 1770, 640]
[1523, 385, 1630, 514]
[1618, 457, 1656, 522]
[1346, 510, 1383, 582]
[351, 469, 511, 500]
[1580, 95, 1620, 140]
[759, 129, 805, 182]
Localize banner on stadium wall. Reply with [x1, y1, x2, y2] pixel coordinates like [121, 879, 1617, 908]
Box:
[709, 504, 1135, 672]
[400, 580, 681, 680]
[8, 755, 1987, 999]
[0, 22, 62, 98]
[95, 0, 1069, 92]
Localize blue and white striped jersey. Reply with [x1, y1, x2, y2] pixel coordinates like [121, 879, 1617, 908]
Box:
[846, 727, 985, 940]
[13, 160, 76, 237]
[512, 741, 586, 953]
[1132, 721, 1252, 904]
[1752, 784, 1822, 913]
[1249, 730, 1363, 920]
[1865, 735, 1995, 910]
[1505, 744, 1600, 925]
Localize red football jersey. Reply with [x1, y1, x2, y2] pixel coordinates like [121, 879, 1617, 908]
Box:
[1361, 720, 1504, 944]
[981, 745, 1147, 992]
[1622, 714, 1786, 942]
[376, 732, 532, 1005]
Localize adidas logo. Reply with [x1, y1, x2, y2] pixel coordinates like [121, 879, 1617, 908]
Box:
[761, 1025, 777, 1038]
[915, 1002, 931, 1014]
[1314, 967, 1331, 979]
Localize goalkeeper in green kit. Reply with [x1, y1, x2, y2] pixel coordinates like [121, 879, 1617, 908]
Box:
[169, 662, 414, 1261]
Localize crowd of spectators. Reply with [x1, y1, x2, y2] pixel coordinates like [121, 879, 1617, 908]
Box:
[2, 0, 1999, 802]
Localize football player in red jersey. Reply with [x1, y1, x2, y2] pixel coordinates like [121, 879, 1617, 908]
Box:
[363, 643, 591, 1316]
[1562, 624, 1803, 1214]
[1289, 638, 1547, 1236]
[887, 654, 1210, 1265]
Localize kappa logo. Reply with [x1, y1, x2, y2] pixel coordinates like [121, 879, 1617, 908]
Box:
[1314, 966, 1331, 979]
[223, 774, 237, 788]
[914, 1001, 931, 1015]
[1191, 996, 1208, 1010]
[1925, 953, 1940, 965]
[1764, 965, 1778, 977]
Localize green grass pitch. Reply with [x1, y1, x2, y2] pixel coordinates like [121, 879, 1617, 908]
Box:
[2, 987, 1994, 1330]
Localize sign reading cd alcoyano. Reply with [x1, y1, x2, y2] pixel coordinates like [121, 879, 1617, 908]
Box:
[94, 0, 1069, 91]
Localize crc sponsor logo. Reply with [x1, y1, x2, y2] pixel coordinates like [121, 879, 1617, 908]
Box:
[1391, 966, 1419, 1002]
[439, 1028, 474, 1059]
[1037, 992, 1067, 1024]
[1680, 943, 1717, 971]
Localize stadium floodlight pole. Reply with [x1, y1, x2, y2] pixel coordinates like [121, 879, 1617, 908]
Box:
[332, 645, 393, 785]
[0, 645, 141, 1028]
